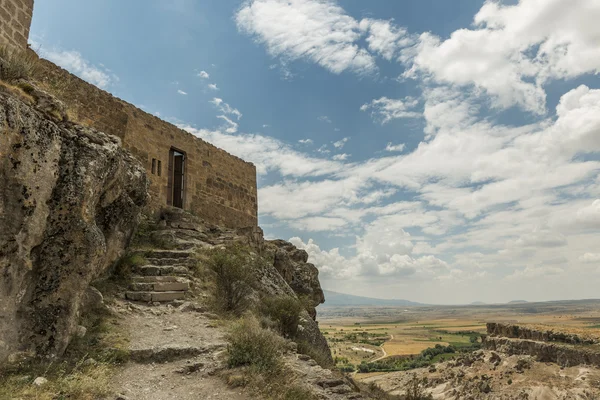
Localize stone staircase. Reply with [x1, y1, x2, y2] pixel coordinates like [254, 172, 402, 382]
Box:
[125, 249, 194, 303]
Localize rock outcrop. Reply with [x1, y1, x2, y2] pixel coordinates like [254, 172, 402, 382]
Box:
[487, 322, 599, 345]
[483, 337, 600, 368]
[0, 89, 148, 362]
[268, 239, 325, 320]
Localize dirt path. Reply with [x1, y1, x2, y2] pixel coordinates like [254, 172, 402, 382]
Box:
[371, 334, 393, 363]
[109, 301, 252, 400]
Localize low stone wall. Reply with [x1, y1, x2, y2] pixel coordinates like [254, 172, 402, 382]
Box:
[33, 56, 258, 229]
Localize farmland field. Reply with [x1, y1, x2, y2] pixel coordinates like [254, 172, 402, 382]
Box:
[317, 299, 600, 376]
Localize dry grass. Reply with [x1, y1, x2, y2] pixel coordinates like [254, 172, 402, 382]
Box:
[0, 297, 129, 399]
[0, 362, 114, 400]
[0, 304, 128, 399]
[0, 46, 39, 83]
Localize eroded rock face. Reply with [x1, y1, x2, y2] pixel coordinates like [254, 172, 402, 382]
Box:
[487, 322, 599, 345]
[267, 239, 325, 320]
[0, 92, 148, 362]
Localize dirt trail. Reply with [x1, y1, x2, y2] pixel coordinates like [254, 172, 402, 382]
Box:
[371, 334, 393, 363]
[109, 301, 252, 400]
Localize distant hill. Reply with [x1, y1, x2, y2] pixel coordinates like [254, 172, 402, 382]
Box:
[508, 300, 529, 304]
[470, 301, 486, 305]
[320, 290, 423, 307]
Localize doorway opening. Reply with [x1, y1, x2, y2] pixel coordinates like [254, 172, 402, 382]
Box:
[168, 148, 186, 209]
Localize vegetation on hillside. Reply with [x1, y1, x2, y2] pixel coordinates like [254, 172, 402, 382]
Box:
[0, 46, 38, 83]
[0, 302, 128, 399]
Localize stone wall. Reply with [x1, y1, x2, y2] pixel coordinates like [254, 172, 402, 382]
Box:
[0, 0, 33, 50]
[33, 57, 258, 229]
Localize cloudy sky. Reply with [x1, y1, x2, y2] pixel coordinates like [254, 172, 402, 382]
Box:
[31, 0, 600, 304]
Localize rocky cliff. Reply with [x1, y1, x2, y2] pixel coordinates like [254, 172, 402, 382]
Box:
[0, 88, 148, 363]
[486, 322, 599, 345]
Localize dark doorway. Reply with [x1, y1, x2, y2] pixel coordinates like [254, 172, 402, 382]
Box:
[168, 148, 186, 209]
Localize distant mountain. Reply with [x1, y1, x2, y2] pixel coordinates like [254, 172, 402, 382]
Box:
[320, 290, 423, 307]
[508, 300, 529, 304]
[470, 301, 486, 305]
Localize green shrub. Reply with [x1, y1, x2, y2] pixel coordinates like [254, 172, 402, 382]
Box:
[113, 253, 146, 280]
[260, 296, 303, 338]
[226, 315, 286, 372]
[0, 46, 39, 83]
[284, 385, 318, 400]
[208, 247, 254, 314]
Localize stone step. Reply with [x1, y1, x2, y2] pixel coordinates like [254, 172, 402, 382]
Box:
[132, 276, 180, 283]
[137, 250, 193, 259]
[129, 344, 223, 364]
[129, 281, 189, 292]
[135, 265, 189, 277]
[145, 257, 196, 267]
[125, 291, 186, 302]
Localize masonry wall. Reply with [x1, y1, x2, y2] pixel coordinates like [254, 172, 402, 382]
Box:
[0, 0, 33, 51]
[34, 57, 258, 229]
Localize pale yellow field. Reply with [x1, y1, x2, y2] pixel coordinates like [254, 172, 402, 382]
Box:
[383, 340, 447, 356]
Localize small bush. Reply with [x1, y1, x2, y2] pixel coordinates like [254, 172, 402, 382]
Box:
[227, 315, 286, 373]
[0, 46, 39, 83]
[260, 296, 303, 338]
[284, 385, 318, 400]
[404, 375, 433, 400]
[208, 247, 254, 315]
[113, 252, 146, 280]
[354, 382, 401, 400]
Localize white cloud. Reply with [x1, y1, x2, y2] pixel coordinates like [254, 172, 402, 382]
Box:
[317, 145, 330, 154]
[514, 228, 567, 248]
[210, 98, 243, 120]
[236, 0, 377, 75]
[298, 138, 313, 144]
[177, 89, 188, 95]
[333, 137, 349, 148]
[403, 0, 600, 114]
[208, 83, 219, 91]
[333, 153, 349, 161]
[359, 18, 414, 61]
[216, 115, 239, 133]
[318, 115, 332, 124]
[263, 124, 270, 128]
[36, 46, 114, 89]
[178, 125, 343, 178]
[385, 143, 405, 152]
[361, 96, 420, 124]
[198, 70, 210, 79]
[579, 253, 600, 263]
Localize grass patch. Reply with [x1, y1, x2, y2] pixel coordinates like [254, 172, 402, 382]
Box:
[227, 315, 286, 373]
[208, 246, 255, 315]
[0, 46, 39, 83]
[112, 252, 147, 281]
[0, 303, 128, 399]
[260, 296, 303, 338]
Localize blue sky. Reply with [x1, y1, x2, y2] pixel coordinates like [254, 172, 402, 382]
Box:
[31, 0, 600, 304]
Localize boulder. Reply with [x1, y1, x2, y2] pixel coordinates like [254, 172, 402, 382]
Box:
[0, 92, 148, 363]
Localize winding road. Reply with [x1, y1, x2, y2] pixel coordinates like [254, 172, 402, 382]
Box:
[371, 334, 393, 362]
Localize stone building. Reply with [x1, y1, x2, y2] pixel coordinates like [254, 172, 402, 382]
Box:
[0, 1, 258, 228]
